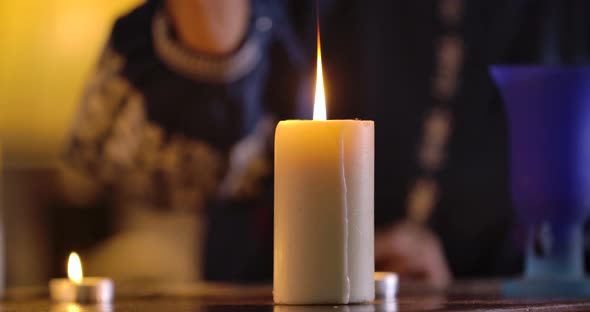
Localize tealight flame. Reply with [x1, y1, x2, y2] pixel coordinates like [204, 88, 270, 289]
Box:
[67, 252, 83, 284]
[313, 21, 327, 121]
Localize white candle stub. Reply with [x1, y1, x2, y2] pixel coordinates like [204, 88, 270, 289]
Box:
[49, 252, 114, 303]
[374, 272, 398, 301]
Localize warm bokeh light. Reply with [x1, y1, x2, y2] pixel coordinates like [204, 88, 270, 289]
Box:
[313, 23, 327, 121]
[67, 303, 82, 312]
[0, 0, 143, 167]
[67, 252, 83, 284]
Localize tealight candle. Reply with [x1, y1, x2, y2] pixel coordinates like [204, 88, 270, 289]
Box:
[374, 272, 398, 301]
[273, 26, 374, 304]
[49, 252, 114, 303]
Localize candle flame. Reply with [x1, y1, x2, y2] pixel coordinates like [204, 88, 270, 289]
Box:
[67, 252, 83, 283]
[313, 22, 327, 121]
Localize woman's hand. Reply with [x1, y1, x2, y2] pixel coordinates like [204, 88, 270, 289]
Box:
[375, 221, 452, 289]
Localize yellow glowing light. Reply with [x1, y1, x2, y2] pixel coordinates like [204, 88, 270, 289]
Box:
[67, 252, 83, 284]
[67, 303, 81, 312]
[313, 23, 327, 121]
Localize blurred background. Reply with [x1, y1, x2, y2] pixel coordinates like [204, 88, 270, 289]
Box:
[1, 0, 142, 287]
[3, 0, 590, 290]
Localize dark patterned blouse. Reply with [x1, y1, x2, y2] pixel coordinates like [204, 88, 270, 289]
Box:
[64, 0, 311, 282]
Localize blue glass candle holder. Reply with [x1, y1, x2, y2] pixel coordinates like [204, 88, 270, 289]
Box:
[491, 66, 590, 298]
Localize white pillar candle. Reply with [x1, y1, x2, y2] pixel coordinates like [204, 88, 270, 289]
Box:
[273, 120, 374, 304]
[273, 24, 374, 304]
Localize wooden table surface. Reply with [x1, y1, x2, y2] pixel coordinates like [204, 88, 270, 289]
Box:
[2, 280, 590, 312]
